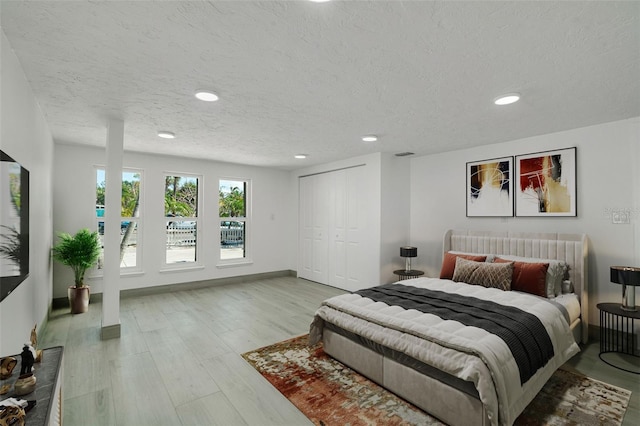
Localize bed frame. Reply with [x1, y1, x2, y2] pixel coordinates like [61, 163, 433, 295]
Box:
[321, 229, 588, 426]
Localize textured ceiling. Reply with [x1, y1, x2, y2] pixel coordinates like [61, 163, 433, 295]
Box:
[1, 1, 639, 169]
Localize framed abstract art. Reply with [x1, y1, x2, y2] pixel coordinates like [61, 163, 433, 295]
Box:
[515, 147, 577, 217]
[466, 156, 513, 217]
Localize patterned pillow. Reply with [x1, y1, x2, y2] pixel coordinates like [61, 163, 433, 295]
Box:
[440, 252, 487, 280]
[451, 257, 482, 283]
[453, 257, 513, 291]
[470, 262, 514, 291]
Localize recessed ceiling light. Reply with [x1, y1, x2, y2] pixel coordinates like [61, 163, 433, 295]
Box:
[295, 154, 308, 159]
[195, 91, 219, 102]
[362, 135, 378, 142]
[157, 131, 175, 139]
[309, 0, 332, 3]
[494, 93, 520, 106]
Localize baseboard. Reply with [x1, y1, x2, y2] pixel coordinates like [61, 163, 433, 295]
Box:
[51, 269, 296, 308]
[51, 296, 69, 310]
[38, 311, 49, 342]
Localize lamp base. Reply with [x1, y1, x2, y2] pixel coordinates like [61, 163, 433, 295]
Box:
[405, 257, 411, 273]
[622, 284, 636, 311]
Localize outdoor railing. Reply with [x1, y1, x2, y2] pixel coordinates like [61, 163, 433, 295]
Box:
[221, 228, 243, 245]
[165, 225, 244, 246]
[166, 225, 196, 246]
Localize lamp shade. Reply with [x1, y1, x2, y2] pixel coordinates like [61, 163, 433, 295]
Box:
[400, 247, 417, 258]
[610, 266, 640, 286]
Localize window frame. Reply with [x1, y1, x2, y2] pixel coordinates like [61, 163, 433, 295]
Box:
[162, 172, 202, 270]
[217, 177, 252, 267]
[93, 166, 144, 275]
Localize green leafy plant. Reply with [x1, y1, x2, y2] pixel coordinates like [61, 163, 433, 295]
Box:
[219, 186, 245, 217]
[52, 228, 101, 287]
[164, 176, 198, 217]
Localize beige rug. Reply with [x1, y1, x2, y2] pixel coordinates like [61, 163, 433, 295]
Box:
[242, 334, 632, 426]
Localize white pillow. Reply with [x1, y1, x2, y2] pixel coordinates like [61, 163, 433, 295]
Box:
[491, 255, 568, 298]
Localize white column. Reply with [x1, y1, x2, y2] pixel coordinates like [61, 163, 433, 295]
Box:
[101, 119, 123, 340]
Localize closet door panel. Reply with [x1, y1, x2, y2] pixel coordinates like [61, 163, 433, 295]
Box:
[298, 176, 314, 281]
[344, 166, 366, 290]
[311, 174, 330, 284]
[298, 174, 329, 284]
[330, 170, 347, 289]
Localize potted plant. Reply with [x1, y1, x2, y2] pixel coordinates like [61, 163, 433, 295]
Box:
[52, 228, 101, 314]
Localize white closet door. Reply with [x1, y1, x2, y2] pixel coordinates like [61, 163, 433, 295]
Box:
[299, 174, 329, 284]
[343, 166, 366, 291]
[329, 170, 347, 289]
[299, 166, 367, 290]
[299, 175, 314, 281]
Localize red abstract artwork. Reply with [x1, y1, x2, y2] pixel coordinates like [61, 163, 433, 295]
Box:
[515, 148, 576, 216]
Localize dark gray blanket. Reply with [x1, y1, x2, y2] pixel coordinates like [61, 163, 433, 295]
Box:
[355, 284, 554, 385]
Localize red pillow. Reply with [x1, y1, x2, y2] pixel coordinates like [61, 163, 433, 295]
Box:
[495, 257, 549, 297]
[440, 252, 487, 279]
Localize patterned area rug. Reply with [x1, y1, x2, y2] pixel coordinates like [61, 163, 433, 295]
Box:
[242, 334, 632, 426]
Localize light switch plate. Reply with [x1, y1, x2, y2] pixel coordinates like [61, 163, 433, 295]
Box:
[612, 211, 630, 224]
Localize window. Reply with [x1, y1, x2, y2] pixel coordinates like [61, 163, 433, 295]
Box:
[219, 179, 249, 262]
[95, 168, 142, 271]
[165, 174, 199, 266]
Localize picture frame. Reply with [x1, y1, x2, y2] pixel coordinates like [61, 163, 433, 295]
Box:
[515, 147, 577, 217]
[0, 150, 30, 302]
[466, 156, 513, 217]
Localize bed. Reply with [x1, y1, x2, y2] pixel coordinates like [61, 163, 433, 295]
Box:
[309, 230, 588, 426]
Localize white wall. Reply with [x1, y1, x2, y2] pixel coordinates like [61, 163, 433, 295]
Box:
[52, 144, 293, 298]
[409, 117, 640, 328]
[380, 153, 411, 283]
[0, 31, 54, 354]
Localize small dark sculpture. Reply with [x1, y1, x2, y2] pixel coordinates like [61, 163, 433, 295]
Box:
[19, 344, 34, 375]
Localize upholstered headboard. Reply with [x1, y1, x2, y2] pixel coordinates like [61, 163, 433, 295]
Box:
[443, 229, 588, 343]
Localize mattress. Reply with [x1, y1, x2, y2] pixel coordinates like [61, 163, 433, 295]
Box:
[323, 321, 480, 398]
[553, 293, 581, 325]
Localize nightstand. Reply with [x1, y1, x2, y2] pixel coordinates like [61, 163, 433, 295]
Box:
[393, 269, 425, 281]
[597, 303, 640, 374]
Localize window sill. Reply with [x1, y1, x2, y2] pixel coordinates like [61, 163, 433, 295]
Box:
[87, 269, 145, 279]
[121, 270, 145, 277]
[159, 265, 205, 273]
[216, 259, 254, 269]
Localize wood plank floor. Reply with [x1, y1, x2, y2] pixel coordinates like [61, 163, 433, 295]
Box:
[40, 276, 639, 425]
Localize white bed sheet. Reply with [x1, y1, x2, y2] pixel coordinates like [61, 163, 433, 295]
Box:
[553, 293, 581, 324]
